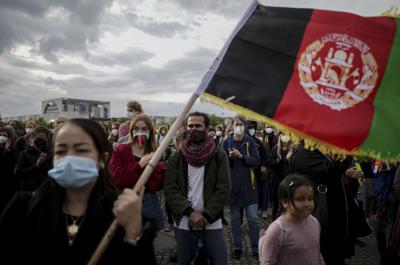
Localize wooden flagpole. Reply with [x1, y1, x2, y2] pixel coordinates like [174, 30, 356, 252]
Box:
[86, 2, 259, 263]
[86, 92, 199, 265]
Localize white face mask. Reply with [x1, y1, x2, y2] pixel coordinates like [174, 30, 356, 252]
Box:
[0, 136, 8, 144]
[280, 134, 291, 143]
[111, 129, 119, 136]
[127, 111, 134, 118]
[216, 131, 222, 136]
[233, 125, 243, 135]
[248, 128, 256, 136]
[265, 127, 273, 134]
[26, 128, 34, 134]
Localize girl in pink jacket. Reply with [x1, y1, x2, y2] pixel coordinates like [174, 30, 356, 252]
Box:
[259, 174, 325, 265]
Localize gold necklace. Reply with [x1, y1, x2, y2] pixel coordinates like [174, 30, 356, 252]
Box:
[67, 215, 81, 237]
[64, 202, 86, 246]
[66, 214, 85, 246]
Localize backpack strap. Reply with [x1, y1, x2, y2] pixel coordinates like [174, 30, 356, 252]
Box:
[246, 142, 256, 190]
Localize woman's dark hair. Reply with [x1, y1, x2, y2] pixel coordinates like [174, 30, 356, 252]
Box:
[32, 126, 51, 135]
[0, 126, 16, 150]
[32, 126, 52, 139]
[53, 119, 115, 189]
[278, 174, 314, 211]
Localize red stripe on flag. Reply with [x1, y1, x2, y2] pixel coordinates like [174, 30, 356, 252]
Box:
[273, 9, 396, 151]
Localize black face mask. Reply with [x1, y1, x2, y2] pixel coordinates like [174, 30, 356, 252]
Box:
[187, 129, 207, 144]
[34, 138, 48, 152]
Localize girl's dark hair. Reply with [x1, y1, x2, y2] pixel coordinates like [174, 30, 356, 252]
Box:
[53, 118, 115, 189]
[278, 174, 314, 211]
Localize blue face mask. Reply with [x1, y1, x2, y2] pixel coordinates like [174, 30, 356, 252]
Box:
[48, 155, 99, 189]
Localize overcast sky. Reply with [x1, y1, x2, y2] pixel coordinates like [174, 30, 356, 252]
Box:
[0, 0, 398, 118]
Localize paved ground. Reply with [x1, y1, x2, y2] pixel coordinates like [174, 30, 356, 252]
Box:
[154, 210, 380, 265]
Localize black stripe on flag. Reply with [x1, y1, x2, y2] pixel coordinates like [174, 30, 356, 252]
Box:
[205, 6, 312, 118]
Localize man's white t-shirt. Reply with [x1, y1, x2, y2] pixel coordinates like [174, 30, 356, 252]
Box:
[177, 164, 222, 230]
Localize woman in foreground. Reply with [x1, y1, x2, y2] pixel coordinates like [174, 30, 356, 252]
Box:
[0, 119, 157, 265]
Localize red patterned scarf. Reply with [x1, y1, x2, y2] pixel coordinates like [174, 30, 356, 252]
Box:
[180, 136, 216, 167]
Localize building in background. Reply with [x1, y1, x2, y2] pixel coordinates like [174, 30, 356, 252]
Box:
[2, 98, 110, 122]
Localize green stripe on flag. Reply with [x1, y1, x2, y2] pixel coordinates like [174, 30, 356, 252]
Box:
[360, 19, 400, 160]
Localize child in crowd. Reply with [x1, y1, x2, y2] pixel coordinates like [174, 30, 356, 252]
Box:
[259, 174, 325, 265]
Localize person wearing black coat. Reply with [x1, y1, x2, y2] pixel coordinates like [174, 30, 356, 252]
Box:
[246, 120, 268, 218]
[0, 127, 18, 212]
[290, 143, 356, 265]
[15, 120, 38, 156]
[266, 133, 293, 219]
[15, 127, 53, 191]
[0, 119, 157, 265]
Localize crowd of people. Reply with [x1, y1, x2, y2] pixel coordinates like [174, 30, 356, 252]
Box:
[0, 99, 399, 265]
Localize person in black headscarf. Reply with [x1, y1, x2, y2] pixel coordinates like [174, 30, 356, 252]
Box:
[290, 143, 356, 265]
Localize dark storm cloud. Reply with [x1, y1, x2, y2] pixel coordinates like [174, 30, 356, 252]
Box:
[0, 66, 68, 116]
[0, 74, 17, 88]
[57, 0, 113, 26]
[169, 0, 251, 18]
[39, 32, 89, 62]
[45, 46, 218, 99]
[0, 0, 48, 17]
[0, 8, 37, 54]
[0, 0, 113, 61]
[0, 0, 112, 24]
[121, 46, 218, 93]
[3, 53, 90, 76]
[43, 77, 66, 87]
[0, 54, 189, 117]
[0, 0, 241, 117]
[165, 47, 217, 73]
[88, 49, 155, 66]
[125, 12, 189, 38]
[123, 0, 249, 38]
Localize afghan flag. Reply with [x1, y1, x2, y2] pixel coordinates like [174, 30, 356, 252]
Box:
[197, 1, 400, 161]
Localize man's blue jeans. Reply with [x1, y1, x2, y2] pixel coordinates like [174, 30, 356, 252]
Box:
[229, 203, 260, 254]
[175, 228, 228, 265]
